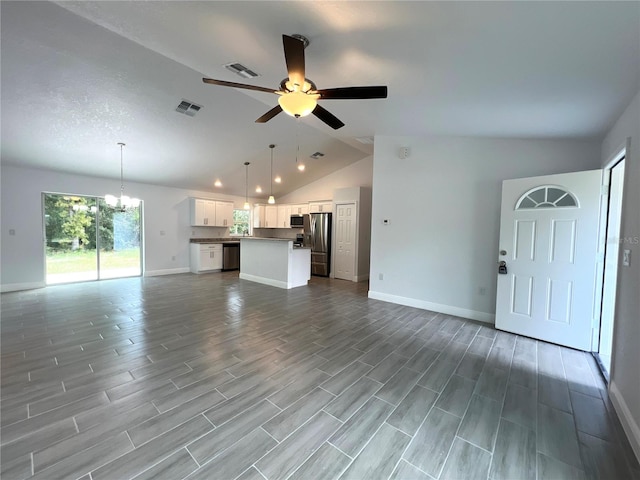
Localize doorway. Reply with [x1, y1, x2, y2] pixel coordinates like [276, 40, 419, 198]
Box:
[334, 203, 357, 281]
[597, 156, 626, 379]
[44, 193, 142, 284]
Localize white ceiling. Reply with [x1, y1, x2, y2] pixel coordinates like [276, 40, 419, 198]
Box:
[2, 1, 639, 198]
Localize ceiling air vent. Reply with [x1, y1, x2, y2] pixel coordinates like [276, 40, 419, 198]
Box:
[224, 63, 259, 79]
[309, 152, 325, 160]
[176, 100, 202, 117]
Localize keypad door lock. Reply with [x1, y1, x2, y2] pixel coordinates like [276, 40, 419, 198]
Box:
[498, 261, 508, 274]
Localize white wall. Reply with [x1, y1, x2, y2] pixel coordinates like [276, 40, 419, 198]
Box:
[0, 165, 252, 290]
[278, 156, 373, 204]
[368, 135, 601, 322]
[600, 91, 640, 462]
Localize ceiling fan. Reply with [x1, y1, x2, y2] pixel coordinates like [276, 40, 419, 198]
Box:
[203, 34, 388, 130]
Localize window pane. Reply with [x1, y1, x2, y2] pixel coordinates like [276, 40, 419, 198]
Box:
[231, 209, 250, 235]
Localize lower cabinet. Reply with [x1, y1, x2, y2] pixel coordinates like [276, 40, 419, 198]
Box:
[190, 243, 223, 273]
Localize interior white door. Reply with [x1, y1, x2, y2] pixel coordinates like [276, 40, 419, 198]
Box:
[495, 170, 602, 350]
[335, 203, 356, 281]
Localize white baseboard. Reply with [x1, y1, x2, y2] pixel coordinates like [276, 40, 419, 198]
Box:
[144, 267, 190, 277]
[609, 381, 640, 463]
[355, 274, 369, 282]
[1, 281, 46, 293]
[239, 272, 290, 289]
[367, 290, 495, 324]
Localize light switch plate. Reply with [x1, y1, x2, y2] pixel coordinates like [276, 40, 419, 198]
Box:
[623, 249, 631, 266]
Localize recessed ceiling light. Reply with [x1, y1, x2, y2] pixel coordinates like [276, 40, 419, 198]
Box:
[255, 186, 262, 193]
[214, 179, 222, 187]
[274, 176, 282, 183]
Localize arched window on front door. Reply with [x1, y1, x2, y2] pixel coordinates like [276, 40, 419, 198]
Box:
[515, 185, 578, 210]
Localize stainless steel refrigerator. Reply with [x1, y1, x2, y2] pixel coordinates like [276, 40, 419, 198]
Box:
[308, 213, 332, 277]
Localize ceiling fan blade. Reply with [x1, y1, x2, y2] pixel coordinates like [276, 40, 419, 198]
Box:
[202, 78, 278, 94]
[255, 105, 283, 123]
[316, 86, 388, 100]
[312, 104, 345, 130]
[282, 35, 305, 90]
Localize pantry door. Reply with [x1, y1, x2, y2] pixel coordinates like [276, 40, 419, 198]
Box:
[495, 170, 602, 350]
[334, 203, 357, 281]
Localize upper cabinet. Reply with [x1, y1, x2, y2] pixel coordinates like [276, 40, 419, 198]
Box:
[291, 204, 309, 215]
[190, 198, 234, 227]
[308, 201, 333, 213]
[215, 201, 234, 228]
[277, 205, 292, 228]
[264, 205, 278, 228]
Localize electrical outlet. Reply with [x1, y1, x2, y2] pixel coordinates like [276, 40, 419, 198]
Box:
[478, 287, 487, 296]
[378, 273, 384, 280]
[623, 249, 631, 266]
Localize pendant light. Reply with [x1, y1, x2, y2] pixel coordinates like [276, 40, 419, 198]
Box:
[243, 162, 251, 210]
[105, 143, 140, 211]
[268, 144, 276, 204]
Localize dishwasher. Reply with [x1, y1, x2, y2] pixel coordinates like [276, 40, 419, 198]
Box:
[222, 243, 240, 271]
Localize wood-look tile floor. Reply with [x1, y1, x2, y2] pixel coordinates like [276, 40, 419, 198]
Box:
[1, 272, 639, 480]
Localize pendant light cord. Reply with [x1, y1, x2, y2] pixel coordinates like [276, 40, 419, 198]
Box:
[118, 142, 125, 196]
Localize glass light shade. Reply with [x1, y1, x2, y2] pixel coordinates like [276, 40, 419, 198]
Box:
[278, 92, 319, 117]
[243, 201, 251, 210]
[214, 180, 222, 187]
[268, 195, 275, 204]
[105, 194, 118, 206]
[255, 186, 262, 193]
[297, 163, 306, 172]
[274, 176, 282, 183]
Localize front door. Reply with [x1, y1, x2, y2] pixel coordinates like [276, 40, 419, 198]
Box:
[495, 170, 602, 350]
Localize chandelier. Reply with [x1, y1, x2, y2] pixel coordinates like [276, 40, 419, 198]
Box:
[105, 143, 140, 211]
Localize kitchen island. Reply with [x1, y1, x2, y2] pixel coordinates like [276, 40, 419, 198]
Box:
[239, 237, 311, 289]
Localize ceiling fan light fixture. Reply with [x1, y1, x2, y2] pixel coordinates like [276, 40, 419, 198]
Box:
[278, 92, 319, 118]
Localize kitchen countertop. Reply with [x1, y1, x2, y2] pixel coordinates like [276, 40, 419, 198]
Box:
[190, 238, 241, 244]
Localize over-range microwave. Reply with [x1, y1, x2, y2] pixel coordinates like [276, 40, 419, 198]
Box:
[290, 214, 307, 228]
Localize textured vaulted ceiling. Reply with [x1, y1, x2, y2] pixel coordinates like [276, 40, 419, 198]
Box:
[1, 1, 638, 197]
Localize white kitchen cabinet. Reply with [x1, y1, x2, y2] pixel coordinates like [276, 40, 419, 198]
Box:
[190, 198, 216, 226]
[190, 198, 234, 227]
[215, 201, 234, 227]
[190, 243, 223, 273]
[291, 204, 308, 215]
[264, 206, 278, 228]
[308, 201, 332, 213]
[253, 205, 265, 228]
[277, 205, 292, 228]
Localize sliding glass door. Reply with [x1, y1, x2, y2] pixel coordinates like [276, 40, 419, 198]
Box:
[44, 193, 142, 284]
